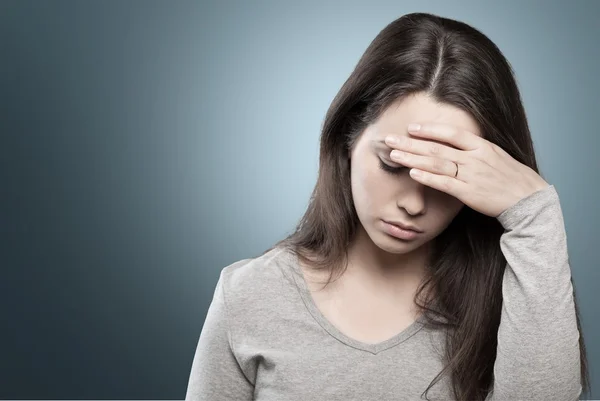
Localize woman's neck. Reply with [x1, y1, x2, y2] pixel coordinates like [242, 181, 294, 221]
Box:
[344, 224, 431, 296]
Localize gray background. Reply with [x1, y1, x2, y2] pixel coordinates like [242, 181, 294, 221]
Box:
[1, 0, 598, 398]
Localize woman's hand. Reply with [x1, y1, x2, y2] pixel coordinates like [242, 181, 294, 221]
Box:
[384, 123, 550, 218]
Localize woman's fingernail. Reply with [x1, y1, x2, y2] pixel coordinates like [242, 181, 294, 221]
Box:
[407, 123, 421, 131]
[391, 150, 406, 159]
[385, 135, 397, 145]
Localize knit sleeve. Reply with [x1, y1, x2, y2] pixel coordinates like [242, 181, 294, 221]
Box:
[485, 185, 582, 401]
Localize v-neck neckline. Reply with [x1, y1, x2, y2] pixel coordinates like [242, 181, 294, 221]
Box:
[278, 247, 426, 355]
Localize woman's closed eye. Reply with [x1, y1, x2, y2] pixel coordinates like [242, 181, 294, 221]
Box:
[378, 157, 407, 175]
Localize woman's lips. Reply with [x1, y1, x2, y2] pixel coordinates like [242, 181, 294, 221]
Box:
[381, 220, 421, 240]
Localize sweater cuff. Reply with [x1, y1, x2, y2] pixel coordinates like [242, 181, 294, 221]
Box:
[496, 184, 559, 230]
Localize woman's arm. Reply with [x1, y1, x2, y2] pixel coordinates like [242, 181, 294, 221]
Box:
[485, 185, 582, 400]
[185, 271, 255, 401]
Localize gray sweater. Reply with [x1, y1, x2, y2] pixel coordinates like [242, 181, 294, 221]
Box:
[185, 184, 582, 400]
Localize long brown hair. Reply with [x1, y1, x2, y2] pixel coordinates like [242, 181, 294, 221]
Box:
[264, 12, 590, 400]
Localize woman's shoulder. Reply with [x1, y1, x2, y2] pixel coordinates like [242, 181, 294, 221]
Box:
[217, 246, 299, 305]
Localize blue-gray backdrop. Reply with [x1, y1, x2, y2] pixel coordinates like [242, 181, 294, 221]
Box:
[1, 0, 598, 398]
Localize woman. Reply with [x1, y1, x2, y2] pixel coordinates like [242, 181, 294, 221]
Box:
[185, 12, 590, 400]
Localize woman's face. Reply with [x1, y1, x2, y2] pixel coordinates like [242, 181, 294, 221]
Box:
[349, 92, 481, 254]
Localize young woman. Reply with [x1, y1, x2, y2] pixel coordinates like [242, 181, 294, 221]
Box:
[185, 12, 590, 401]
